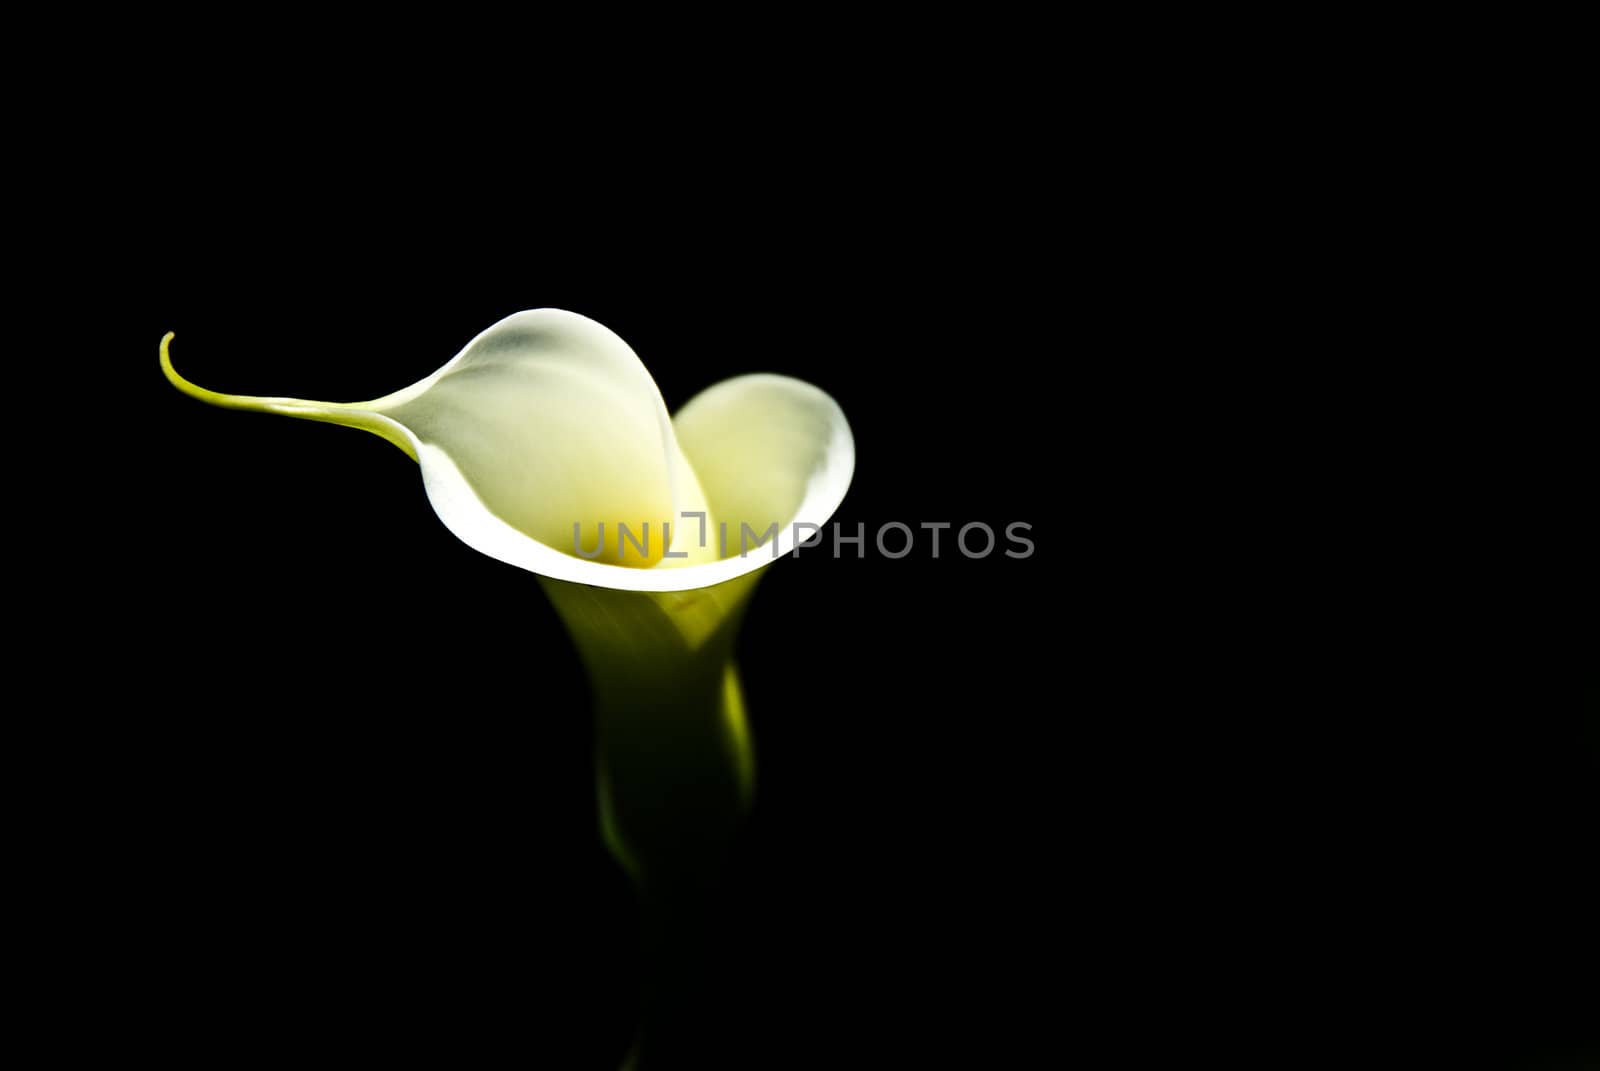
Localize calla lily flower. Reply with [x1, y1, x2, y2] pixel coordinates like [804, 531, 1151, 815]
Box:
[160, 309, 852, 1069]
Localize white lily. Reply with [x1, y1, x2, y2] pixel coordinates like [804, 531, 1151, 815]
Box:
[160, 309, 853, 1069]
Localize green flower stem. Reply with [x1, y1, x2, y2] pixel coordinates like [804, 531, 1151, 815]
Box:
[539, 573, 763, 1069]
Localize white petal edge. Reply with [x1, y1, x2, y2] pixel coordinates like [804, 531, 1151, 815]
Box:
[411, 371, 854, 592]
[372, 309, 714, 568]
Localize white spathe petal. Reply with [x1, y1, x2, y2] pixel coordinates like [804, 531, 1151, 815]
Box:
[163, 310, 852, 593]
[673, 374, 854, 545]
[404, 372, 851, 592]
[371, 310, 698, 569]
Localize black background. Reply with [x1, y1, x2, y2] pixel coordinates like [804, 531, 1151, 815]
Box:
[47, 78, 1598, 1068]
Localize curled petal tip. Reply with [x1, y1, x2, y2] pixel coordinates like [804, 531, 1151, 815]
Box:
[157, 331, 418, 460]
[159, 331, 185, 391]
[159, 330, 252, 410]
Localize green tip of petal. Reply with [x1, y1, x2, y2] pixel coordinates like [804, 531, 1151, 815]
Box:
[161, 330, 224, 407]
[159, 331, 418, 461]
